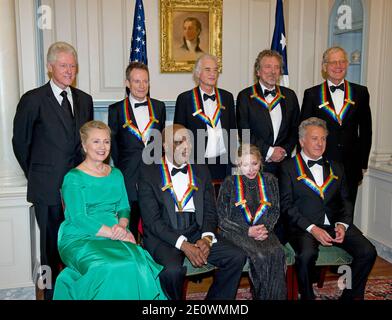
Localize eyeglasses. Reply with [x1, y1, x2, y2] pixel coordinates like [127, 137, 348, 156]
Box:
[326, 60, 348, 66]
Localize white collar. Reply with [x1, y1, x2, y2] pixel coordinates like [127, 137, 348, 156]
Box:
[259, 81, 276, 94]
[327, 79, 345, 88]
[50, 79, 71, 97]
[165, 156, 187, 171]
[300, 150, 322, 166]
[199, 86, 215, 97]
[128, 94, 147, 107]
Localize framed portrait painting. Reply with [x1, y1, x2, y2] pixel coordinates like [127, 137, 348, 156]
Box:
[160, 0, 222, 72]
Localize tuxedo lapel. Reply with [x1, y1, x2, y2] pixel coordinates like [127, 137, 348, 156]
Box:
[325, 83, 338, 114]
[218, 91, 229, 130]
[254, 84, 274, 135]
[191, 88, 208, 130]
[193, 174, 203, 209]
[126, 99, 140, 129]
[123, 98, 145, 145]
[303, 161, 317, 183]
[275, 86, 287, 141]
[44, 83, 72, 135]
[193, 170, 203, 226]
[159, 173, 177, 229]
[340, 81, 357, 123]
[71, 87, 81, 140]
[322, 158, 330, 182]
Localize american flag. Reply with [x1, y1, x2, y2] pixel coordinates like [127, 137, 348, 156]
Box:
[271, 0, 289, 87]
[130, 0, 147, 64]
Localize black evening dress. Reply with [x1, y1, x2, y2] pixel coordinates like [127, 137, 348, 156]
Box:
[217, 173, 287, 300]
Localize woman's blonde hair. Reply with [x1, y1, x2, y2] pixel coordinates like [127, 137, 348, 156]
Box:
[236, 144, 263, 171]
[80, 120, 111, 146]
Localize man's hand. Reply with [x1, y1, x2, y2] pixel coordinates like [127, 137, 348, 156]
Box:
[195, 238, 211, 259]
[248, 224, 269, 241]
[270, 146, 286, 162]
[333, 224, 346, 243]
[310, 226, 333, 246]
[181, 241, 207, 267]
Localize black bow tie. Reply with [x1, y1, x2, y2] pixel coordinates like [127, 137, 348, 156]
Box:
[264, 89, 277, 97]
[134, 101, 148, 108]
[307, 158, 324, 168]
[330, 83, 344, 93]
[203, 93, 216, 101]
[171, 166, 188, 176]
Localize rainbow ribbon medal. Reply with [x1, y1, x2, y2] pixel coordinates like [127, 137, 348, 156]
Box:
[234, 173, 271, 225]
[122, 97, 159, 143]
[160, 157, 198, 212]
[318, 80, 355, 126]
[250, 84, 285, 112]
[191, 87, 224, 128]
[294, 154, 338, 199]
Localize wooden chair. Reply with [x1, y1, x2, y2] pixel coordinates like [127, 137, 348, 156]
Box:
[285, 243, 353, 299]
[314, 245, 353, 288]
[182, 258, 216, 300]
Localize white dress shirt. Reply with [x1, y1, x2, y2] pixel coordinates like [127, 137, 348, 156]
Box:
[129, 94, 150, 145]
[259, 82, 283, 162]
[165, 157, 217, 249]
[301, 151, 349, 233]
[327, 79, 345, 115]
[50, 79, 74, 114]
[165, 158, 195, 213]
[199, 88, 227, 159]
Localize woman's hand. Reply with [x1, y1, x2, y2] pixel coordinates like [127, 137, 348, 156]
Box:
[111, 224, 128, 241]
[123, 231, 136, 244]
[248, 224, 269, 241]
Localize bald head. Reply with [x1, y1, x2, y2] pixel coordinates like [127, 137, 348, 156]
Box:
[163, 124, 192, 166]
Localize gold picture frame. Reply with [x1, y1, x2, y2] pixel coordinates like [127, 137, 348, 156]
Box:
[160, 0, 222, 73]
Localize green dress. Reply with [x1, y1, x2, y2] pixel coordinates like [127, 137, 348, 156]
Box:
[53, 167, 167, 300]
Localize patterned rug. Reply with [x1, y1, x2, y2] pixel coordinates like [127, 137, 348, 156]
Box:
[186, 278, 392, 300]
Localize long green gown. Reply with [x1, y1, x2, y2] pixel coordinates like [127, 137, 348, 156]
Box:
[53, 167, 167, 300]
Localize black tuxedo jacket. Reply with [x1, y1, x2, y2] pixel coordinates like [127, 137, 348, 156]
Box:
[108, 98, 166, 202]
[300, 81, 372, 183]
[173, 87, 236, 163]
[138, 162, 217, 255]
[236, 83, 300, 160]
[279, 155, 354, 233]
[12, 82, 93, 205]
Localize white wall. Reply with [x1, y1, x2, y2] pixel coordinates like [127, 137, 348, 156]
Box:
[9, 0, 392, 291]
[21, 0, 330, 102]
